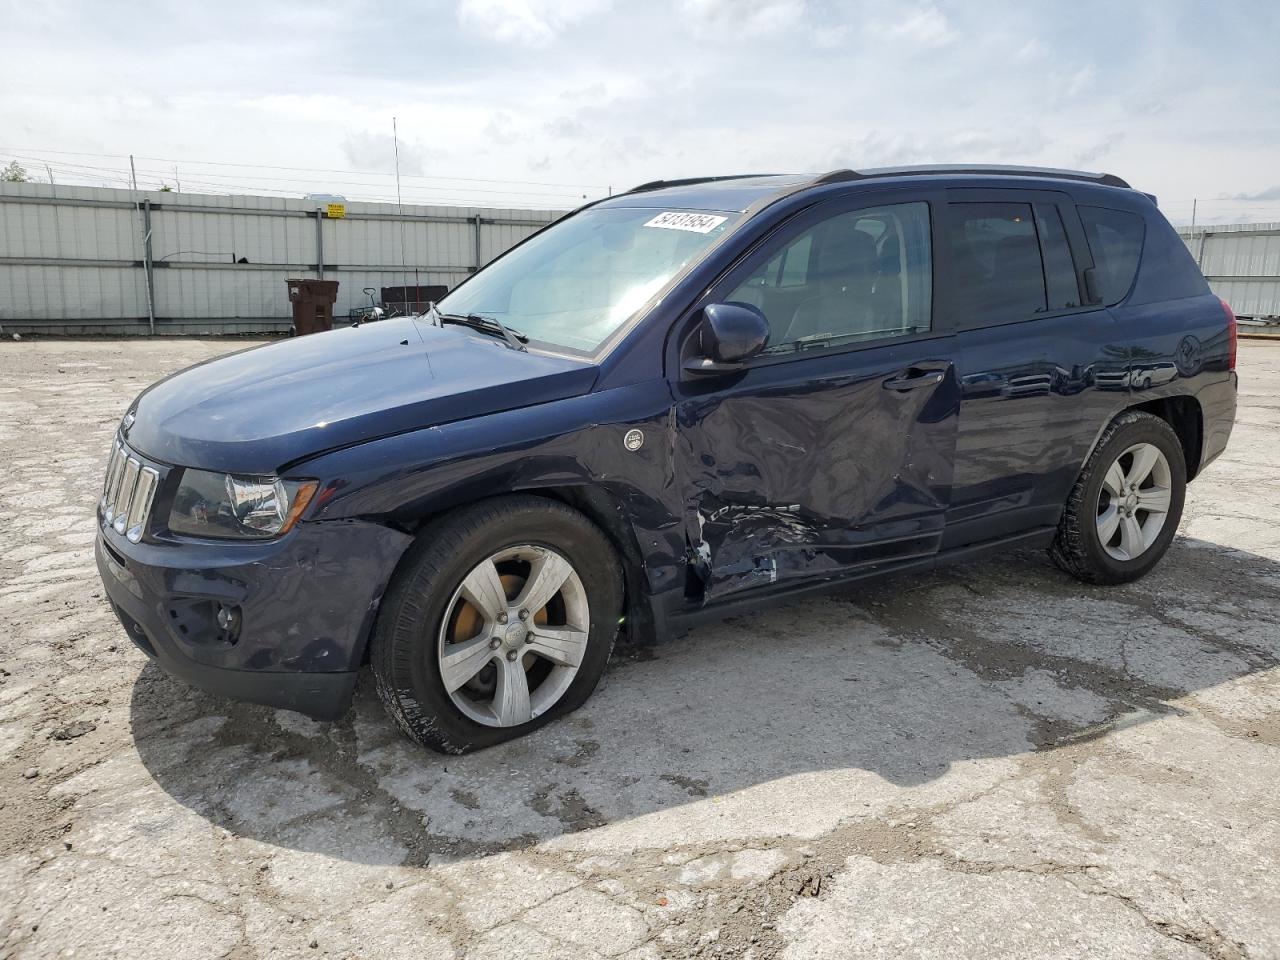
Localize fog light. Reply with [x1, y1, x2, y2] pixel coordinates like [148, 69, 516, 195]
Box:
[216, 604, 242, 641]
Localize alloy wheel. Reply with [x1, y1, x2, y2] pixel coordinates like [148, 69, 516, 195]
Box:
[1096, 442, 1173, 561]
[437, 545, 589, 727]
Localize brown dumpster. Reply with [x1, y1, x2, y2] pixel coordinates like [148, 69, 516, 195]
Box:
[286, 279, 340, 336]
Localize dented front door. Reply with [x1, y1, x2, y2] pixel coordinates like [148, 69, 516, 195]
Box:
[672, 340, 960, 601]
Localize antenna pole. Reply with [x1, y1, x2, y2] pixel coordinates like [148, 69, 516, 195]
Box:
[393, 116, 404, 212]
[393, 116, 409, 312]
[130, 154, 156, 334]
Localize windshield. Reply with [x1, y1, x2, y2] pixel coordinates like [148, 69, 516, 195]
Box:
[433, 206, 739, 353]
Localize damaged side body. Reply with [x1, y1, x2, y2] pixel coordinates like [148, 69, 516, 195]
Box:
[673, 352, 960, 601]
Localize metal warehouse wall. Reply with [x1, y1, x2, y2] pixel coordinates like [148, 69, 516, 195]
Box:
[0, 182, 565, 335]
[1179, 221, 1280, 321]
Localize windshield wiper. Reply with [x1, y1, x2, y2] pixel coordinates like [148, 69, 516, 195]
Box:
[438, 312, 528, 352]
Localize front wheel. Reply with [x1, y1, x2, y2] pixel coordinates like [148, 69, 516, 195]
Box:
[371, 496, 623, 753]
[1050, 411, 1187, 585]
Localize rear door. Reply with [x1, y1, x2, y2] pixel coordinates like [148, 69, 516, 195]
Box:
[669, 191, 961, 600]
[942, 188, 1124, 548]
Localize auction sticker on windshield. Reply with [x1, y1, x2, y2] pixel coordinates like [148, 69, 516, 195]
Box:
[644, 211, 728, 234]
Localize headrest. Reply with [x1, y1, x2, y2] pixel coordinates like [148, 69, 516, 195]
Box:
[812, 221, 878, 282]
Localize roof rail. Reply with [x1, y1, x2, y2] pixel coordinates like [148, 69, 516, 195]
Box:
[624, 174, 774, 195]
[810, 165, 1131, 189]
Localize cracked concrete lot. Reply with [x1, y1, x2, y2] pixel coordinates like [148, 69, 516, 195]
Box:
[2, 338, 1279, 960]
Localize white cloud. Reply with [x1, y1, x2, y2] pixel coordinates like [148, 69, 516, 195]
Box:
[678, 0, 809, 36]
[456, 0, 609, 46]
[3, 0, 1278, 220]
[1014, 38, 1047, 62]
[1072, 133, 1125, 168]
[821, 126, 1050, 173]
[339, 132, 434, 176]
[481, 111, 522, 145]
[812, 23, 850, 49]
[882, 6, 957, 48]
[1063, 65, 1097, 98]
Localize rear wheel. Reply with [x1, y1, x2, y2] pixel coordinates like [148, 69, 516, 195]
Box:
[372, 496, 623, 753]
[1050, 411, 1187, 585]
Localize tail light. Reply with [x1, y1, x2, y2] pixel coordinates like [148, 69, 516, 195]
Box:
[1219, 297, 1237, 371]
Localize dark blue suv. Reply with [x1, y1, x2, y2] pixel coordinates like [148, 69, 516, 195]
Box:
[96, 166, 1238, 752]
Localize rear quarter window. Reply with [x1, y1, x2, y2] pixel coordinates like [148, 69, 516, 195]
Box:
[1079, 206, 1145, 304]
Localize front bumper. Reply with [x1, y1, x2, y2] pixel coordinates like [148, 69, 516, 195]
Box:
[96, 517, 412, 720]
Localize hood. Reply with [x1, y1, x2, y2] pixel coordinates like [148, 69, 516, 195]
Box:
[125, 316, 598, 474]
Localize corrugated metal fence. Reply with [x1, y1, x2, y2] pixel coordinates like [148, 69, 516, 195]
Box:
[1179, 221, 1280, 321]
[0, 182, 565, 335]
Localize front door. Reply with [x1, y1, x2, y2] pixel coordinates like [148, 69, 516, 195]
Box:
[670, 193, 960, 601]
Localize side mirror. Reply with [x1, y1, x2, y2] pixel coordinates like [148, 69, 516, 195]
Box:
[683, 302, 770, 375]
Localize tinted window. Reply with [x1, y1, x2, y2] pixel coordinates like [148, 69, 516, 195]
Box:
[754, 233, 814, 289]
[1079, 206, 1145, 304]
[778, 233, 812, 287]
[1034, 204, 1081, 311]
[950, 203, 1047, 324]
[728, 202, 931, 353]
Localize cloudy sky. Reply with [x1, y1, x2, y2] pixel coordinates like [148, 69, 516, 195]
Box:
[2, 0, 1278, 222]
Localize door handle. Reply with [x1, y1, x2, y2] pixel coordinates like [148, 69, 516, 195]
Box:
[883, 369, 946, 391]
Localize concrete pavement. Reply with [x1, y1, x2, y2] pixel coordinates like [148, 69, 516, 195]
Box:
[2, 338, 1277, 959]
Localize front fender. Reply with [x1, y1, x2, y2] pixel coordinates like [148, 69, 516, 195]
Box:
[298, 380, 686, 603]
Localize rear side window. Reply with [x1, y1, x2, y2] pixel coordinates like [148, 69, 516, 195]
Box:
[1079, 206, 1145, 304]
[949, 203, 1047, 325]
[1034, 204, 1081, 311]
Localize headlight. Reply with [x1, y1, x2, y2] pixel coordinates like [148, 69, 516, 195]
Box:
[168, 470, 318, 539]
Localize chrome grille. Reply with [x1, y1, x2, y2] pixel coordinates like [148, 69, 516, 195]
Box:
[101, 440, 160, 543]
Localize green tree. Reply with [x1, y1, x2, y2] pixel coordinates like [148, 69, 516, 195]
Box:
[158, 183, 173, 192]
[1, 161, 30, 182]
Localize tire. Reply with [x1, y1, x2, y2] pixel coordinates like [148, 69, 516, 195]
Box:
[371, 495, 623, 754]
[1049, 411, 1187, 585]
